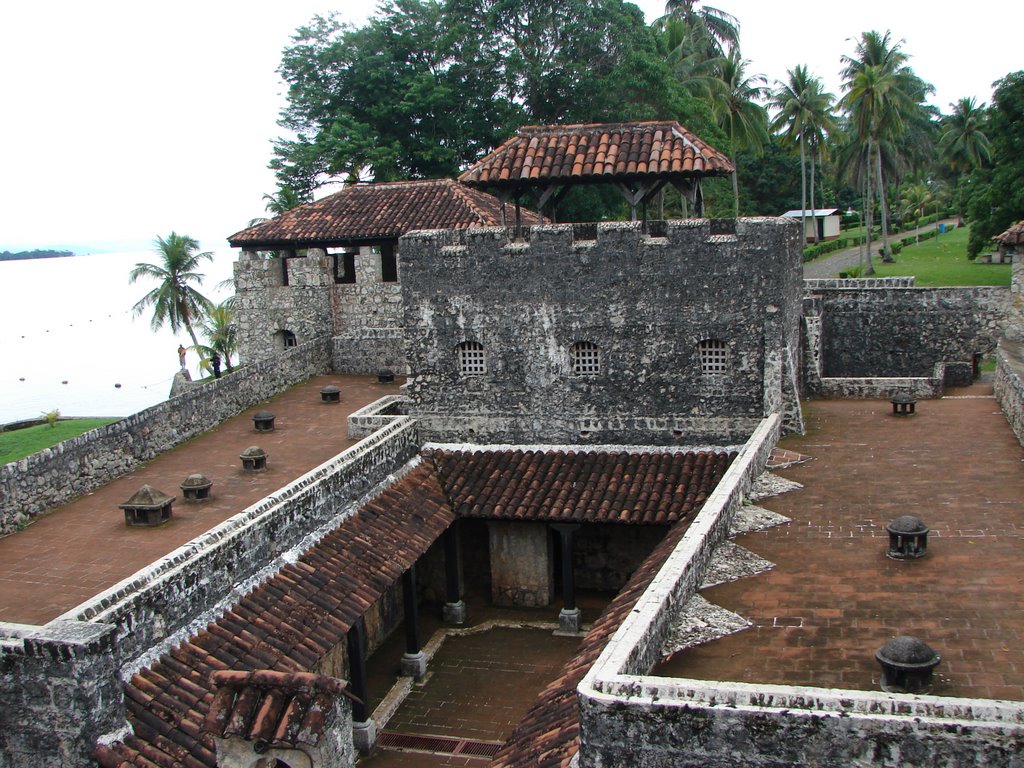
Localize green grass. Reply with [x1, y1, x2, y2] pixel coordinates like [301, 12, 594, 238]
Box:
[0, 418, 118, 465]
[866, 225, 1011, 287]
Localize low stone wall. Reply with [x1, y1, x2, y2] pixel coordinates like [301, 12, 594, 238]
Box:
[803, 276, 916, 290]
[0, 337, 332, 535]
[0, 406, 418, 768]
[347, 395, 409, 439]
[995, 341, 1024, 448]
[803, 284, 1009, 381]
[576, 414, 1024, 767]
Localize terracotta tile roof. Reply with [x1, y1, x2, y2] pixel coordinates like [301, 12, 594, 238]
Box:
[203, 670, 357, 749]
[429, 448, 735, 525]
[227, 179, 542, 248]
[93, 462, 453, 768]
[995, 220, 1024, 245]
[489, 516, 695, 767]
[458, 122, 735, 189]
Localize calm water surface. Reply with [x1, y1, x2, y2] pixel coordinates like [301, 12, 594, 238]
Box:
[0, 249, 237, 424]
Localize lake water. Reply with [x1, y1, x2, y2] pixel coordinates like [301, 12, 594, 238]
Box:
[0, 249, 238, 425]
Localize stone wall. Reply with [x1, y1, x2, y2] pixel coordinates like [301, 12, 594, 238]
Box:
[400, 220, 804, 446]
[233, 247, 407, 374]
[995, 340, 1024, 448]
[805, 284, 1009, 381]
[0, 621, 124, 768]
[575, 413, 1024, 766]
[0, 412, 419, 768]
[233, 250, 334, 363]
[0, 337, 332, 535]
[488, 521, 553, 608]
[575, 524, 668, 592]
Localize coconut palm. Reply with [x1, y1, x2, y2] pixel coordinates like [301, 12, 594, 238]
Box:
[939, 97, 991, 223]
[712, 48, 769, 216]
[193, 300, 237, 374]
[771, 65, 836, 242]
[659, 0, 739, 58]
[130, 232, 213, 350]
[840, 31, 933, 262]
[900, 182, 935, 242]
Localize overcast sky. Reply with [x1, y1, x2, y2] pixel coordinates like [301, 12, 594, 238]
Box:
[1, 1, 1019, 253]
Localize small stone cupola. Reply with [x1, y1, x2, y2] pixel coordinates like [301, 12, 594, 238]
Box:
[204, 670, 360, 768]
[875, 635, 941, 694]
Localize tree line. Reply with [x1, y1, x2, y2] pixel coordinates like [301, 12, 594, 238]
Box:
[266, 0, 1021, 265]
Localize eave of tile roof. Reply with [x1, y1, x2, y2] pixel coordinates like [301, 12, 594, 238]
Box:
[93, 462, 454, 768]
[227, 178, 543, 248]
[429, 448, 735, 525]
[204, 670, 357, 750]
[995, 220, 1024, 245]
[458, 121, 735, 189]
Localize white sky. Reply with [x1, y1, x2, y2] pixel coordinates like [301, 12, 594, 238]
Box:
[1, 1, 1019, 253]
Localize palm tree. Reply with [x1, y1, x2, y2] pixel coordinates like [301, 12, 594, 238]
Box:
[712, 48, 769, 216]
[263, 185, 309, 216]
[130, 232, 213, 351]
[900, 182, 935, 242]
[659, 0, 740, 58]
[771, 65, 836, 242]
[840, 31, 933, 262]
[193, 300, 237, 374]
[939, 97, 991, 223]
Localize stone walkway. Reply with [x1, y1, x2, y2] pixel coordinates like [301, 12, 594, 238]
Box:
[0, 374, 402, 625]
[657, 382, 1024, 701]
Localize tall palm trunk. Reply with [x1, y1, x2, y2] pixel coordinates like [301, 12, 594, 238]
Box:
[863, 145, 875, 276]
[876, 145, 893, 262]
[809, 137, 819, 243]
[799, 132, 807, 244]
[732, 170, 740, 217]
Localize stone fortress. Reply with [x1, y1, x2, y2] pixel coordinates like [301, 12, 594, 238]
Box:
[2, 121, 1024, 768]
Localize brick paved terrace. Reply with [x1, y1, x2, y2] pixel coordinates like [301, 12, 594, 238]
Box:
[658, 382, 1024, 702]
[0, 375, 402, 625]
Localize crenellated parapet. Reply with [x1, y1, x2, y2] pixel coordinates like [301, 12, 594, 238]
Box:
[400, 218, 804, 445]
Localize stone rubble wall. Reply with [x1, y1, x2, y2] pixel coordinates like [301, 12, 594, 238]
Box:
[233, 247, 407, 374]
[0, 621, 124, 768]
[575, 415, 1024, 767]
[233, 250, 334, 363]
[0, 337, 332, 535]
[0, 406, 418, 768]
[804, 284, 1009, 381]
[994, 341, 1024, 448]
[400, 220, 804, 446]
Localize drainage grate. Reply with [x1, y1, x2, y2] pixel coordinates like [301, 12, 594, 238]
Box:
[378, 731, 504, 758]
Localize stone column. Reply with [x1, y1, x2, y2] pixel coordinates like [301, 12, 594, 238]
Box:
[346, 618, 376, 754]
[552, 523, 581, 633]
[442, 525, 467, 624]
[400, 566, 427, 679]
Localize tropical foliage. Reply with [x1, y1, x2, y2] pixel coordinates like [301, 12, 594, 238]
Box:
[193, 300, 238, 374]
[130, 233, 214, 349]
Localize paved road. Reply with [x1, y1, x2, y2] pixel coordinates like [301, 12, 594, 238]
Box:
[802, 218, 958, 279]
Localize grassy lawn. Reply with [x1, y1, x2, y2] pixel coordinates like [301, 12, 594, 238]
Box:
[869, 225, 1011, 287]
[0, 418, 118, 465]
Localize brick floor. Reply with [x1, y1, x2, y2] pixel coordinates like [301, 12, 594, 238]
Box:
[657, 384, 1024, 701]
[0, 375, 403, 625]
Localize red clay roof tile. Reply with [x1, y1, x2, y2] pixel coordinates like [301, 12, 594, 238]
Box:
[459, 122, 733, 189]
[228, 178, 542, 248]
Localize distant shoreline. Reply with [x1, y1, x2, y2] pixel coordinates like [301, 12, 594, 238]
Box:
[0, 249, 76, 262]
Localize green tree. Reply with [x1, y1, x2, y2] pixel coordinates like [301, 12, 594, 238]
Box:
[712, 48, 769, 216]
[939, 97, 991, 224]
[899, 181, 935, 241]
[193, 300, 238, 374]
[771, 65, 836, 241]
[130, 232, 213, 350]
[965, 71, 1024, 257]
[840, 31, 934, 262]
[658, 0, 739, 58]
